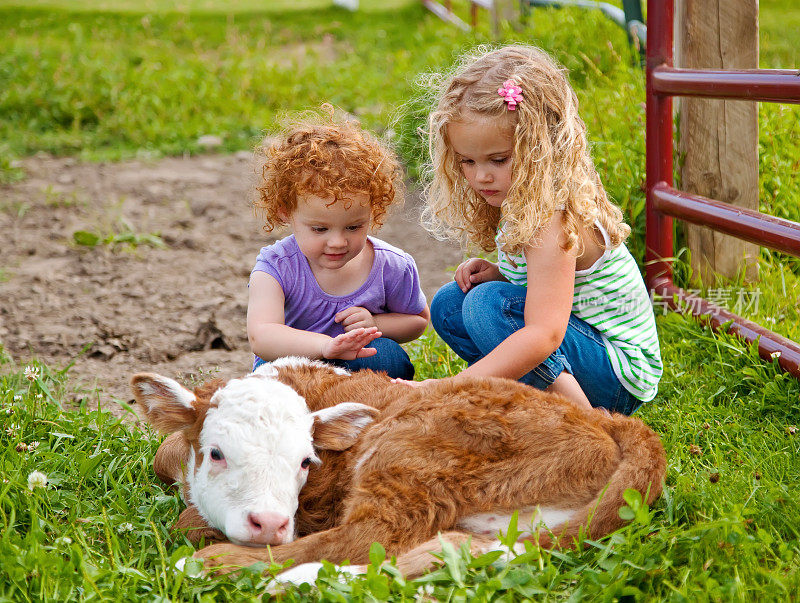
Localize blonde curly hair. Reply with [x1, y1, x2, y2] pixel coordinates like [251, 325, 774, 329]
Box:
[255, 109, 403, 232]
[422, 45, 629, 256]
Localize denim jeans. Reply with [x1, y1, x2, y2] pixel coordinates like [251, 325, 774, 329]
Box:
[430, 280, 640, 415]
[253, 336, 415, 380]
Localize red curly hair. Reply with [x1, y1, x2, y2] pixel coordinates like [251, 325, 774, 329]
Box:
[255, 113, 403, 232]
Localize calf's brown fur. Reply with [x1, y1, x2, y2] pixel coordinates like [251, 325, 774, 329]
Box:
[137, 363, 666, 577]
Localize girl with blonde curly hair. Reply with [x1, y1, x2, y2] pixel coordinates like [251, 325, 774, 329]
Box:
[419, 45, 661, 413]
[248, 111, 429, 379]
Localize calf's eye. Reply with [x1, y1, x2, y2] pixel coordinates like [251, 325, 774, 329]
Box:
[210, 448, 225, 462]
[300, 457, 312, 469]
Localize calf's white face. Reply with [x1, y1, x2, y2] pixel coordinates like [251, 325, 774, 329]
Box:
[189, 376, 318, 547]
[133, 362, 378, 548]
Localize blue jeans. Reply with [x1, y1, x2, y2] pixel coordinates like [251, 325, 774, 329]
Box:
[253, 337, 415, 380]
[430, 280, 640, 415]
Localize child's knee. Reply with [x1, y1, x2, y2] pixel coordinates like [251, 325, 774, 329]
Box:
[351, 338, 414, 380]
[430, 281, 464, 332]
[378, 339, 414, 379]
[431, 281, 464, 313]
[462, 281, 507, 319]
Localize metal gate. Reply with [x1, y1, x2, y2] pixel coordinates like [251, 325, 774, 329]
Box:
[645, 0, 800, 377]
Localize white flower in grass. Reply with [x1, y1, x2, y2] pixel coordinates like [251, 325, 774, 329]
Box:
[28, 441, 40, 451]
[415, 584, 435, 600]
[118, 522, 135, 534]
[174, 556, 204, 578]
[24, 365, 40, 382]
[13, 395, 21, 402]
[55, 536, 72, 545]
[27, 470, 48, 491]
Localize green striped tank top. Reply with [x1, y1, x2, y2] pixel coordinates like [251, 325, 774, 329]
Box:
[496, 222, 663, 402]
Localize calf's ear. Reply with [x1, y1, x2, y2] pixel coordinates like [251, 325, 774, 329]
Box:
[310, 402, 379, 451]
[131, 373, 200, 433]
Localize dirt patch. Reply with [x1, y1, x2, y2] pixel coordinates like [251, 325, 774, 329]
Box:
[0, 154, 463, 414]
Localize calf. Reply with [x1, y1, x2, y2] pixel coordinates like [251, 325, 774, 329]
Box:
[132, 358, 666, 580]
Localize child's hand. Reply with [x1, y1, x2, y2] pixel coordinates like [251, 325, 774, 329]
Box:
[454, 258, 501, 292]
[334, 306, 377, 332]
[322, 327, 382, 360]
[391, 378, 436, 387]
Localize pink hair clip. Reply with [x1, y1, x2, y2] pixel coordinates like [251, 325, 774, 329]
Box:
[498, 79, 523, 111]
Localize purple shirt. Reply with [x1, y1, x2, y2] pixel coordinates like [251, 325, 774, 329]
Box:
[251, 235, 426, 338]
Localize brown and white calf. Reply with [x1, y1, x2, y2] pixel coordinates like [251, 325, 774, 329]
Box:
[132, 357, 666, 581]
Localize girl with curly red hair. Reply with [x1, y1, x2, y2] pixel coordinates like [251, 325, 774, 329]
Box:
[248, 112, 429, 379]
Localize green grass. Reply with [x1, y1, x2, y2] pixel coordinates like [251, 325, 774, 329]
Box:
[0, 0, 414, 12]
[0, 1, 467, 160]
[760, 0, 800, 67]
[2, 324, 799, 600]
[2, 0, 797, 272]
[72, 224, 166, 251]
[2, 0, 800, 599]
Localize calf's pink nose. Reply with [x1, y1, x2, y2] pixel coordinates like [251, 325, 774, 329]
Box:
[247, 511, 289, 545]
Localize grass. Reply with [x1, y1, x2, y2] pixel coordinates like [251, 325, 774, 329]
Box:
[0, 1, 468, 160]
[72, 224, 166, 251]
[2, 0, 800, 600]
[2, 0, 798, 269]
[0, 0, 414, 12]
[2, 324, 799, 600]
[0, 144, 24, 185]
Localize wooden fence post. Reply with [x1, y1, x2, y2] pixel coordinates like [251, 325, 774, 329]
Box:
[677, 0, 760, 284]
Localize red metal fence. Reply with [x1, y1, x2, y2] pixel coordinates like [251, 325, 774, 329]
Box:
[645, 0, 800, 377]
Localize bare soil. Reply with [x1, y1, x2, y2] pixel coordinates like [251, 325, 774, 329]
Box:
[0, 154, 462, 414]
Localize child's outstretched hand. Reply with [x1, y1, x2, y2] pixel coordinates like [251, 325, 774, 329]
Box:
[454, 258, 502, 292]
[334, 306, 377, 331]
[391, 378, 436, 387]
[322, 327, 382, 360]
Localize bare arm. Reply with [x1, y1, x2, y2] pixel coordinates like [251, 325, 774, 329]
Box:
[374, 306, 430, 343]
[335, 305, 430, 343]
[457, 212, 575, 380]
[248, 272, 380, 361]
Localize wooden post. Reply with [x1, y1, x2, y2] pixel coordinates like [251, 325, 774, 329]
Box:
[677, 0, 759, 284]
